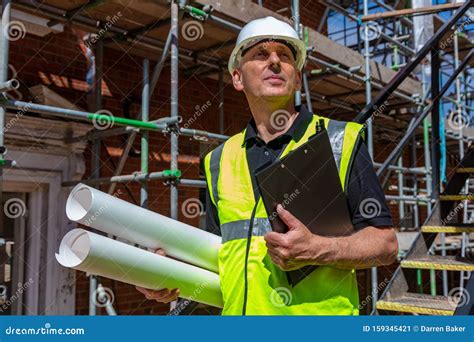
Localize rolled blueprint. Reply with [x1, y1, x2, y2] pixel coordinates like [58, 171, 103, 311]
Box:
[56, 229, 223, 308]
[66, 183, 221, 272]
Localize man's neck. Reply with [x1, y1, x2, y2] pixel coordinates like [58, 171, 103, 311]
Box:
[248, 99, 299, 144]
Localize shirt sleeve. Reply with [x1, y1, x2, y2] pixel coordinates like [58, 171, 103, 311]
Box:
[205, 187, 221, 236]
[346, 139, 393, 230]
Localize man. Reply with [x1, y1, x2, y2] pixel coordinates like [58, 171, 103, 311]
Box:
[137, 16, 398, 315]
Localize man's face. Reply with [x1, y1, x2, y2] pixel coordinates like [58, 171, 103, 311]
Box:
[232, 41, 302, 102]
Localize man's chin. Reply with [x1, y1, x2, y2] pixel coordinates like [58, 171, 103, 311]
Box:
[258, 89, 292, 99]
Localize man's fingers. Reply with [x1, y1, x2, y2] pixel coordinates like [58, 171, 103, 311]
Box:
[264, 231, 284, 246]
[268, 251, 294, 271]
[149, 288, 179, 301]
[267, 245, 288, 260]
[160, 289, 180, 303]
[276, 204, 303, 230]
[135, 286, 148, 295]
[155, 288, 171, 298]
[267, 248, 283, 263]
[136, 286, 180, 303]
[267, 250, 285, 269]
[156, 288, 174, 299]
[155, 248, 166, 256]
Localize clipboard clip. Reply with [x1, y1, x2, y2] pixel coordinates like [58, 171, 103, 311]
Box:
[315, 118, 325, 133]
[306, 119, 326, 142]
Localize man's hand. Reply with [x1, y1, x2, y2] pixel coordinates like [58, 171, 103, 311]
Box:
[135, 248, 180, 303]
[264, 204, 398, 271]
[264, 204, 331, 271]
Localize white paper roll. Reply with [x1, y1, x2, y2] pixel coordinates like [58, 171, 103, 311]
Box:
[66, 183, 221, 272]
[56, 229, 223, 308]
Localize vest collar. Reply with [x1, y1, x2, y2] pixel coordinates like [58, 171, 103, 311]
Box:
[241, 105, 313, 147]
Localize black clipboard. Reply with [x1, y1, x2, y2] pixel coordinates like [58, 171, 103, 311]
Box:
[255, 121, 354, 287]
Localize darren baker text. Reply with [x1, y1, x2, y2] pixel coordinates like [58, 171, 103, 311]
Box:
[419, 325, 466, 332]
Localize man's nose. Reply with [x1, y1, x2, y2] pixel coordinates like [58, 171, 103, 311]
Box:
[268, 51, 281, 67]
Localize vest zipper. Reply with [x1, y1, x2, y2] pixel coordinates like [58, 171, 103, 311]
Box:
[242, 199, 259, 315]
[241, 135, 290, 315]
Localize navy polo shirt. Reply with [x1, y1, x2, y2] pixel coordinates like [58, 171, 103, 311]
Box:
[204, 106, 393, 236]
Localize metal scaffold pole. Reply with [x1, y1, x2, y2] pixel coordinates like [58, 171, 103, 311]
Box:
[0, 0, 12, 231]
[411, 0, 434, 221]
[431, 42, 447, 296]
[360, 0, 377, 315]
[398, 156, 405, 227]
[362, 0, 373, 157]
[218, 67, 225, 135]
[88, 37, 104, 316]
[141, 59, 150, 209]
[170, 1, 179, 221]
[291, 0, 301, 108]
[452, 2, 469, 290]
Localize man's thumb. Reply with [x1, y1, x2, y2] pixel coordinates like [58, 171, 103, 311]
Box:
[276, 204, 301, 230]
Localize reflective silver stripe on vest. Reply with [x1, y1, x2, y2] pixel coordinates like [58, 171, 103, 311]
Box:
[327, 120, 347, 172]
[221, 218, 272, 243]
[209, 143, 224, 205]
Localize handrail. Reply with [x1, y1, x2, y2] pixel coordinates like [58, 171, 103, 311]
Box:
[376, 50, 473, 177]
[354, 0, 473, 124]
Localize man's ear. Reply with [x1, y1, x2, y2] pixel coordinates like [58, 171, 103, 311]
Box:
[232, 69, 244, 92]
[295, 71, 302, 92]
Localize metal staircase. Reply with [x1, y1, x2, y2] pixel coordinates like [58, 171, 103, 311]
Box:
[376, 146, 474, 315]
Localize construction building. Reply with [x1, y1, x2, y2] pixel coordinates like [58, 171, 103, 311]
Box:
[0, 0, 473, 316]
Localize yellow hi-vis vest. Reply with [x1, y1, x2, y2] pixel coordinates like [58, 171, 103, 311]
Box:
[204, 113, 364, 315]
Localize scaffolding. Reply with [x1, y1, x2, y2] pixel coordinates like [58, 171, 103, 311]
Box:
[329, 0, 474, 314]
[0, 0, 473, 315]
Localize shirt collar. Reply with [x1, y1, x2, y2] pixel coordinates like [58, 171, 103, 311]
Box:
[242, 105, 313, 147]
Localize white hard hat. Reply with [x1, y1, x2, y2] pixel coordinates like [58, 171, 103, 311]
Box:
[228, 16, 307, 75]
